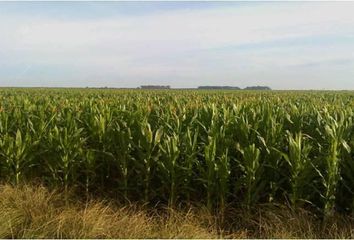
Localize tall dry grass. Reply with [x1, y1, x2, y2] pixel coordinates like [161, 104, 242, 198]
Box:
[0, 184, 221, 238]
[0, 184, 353, 238]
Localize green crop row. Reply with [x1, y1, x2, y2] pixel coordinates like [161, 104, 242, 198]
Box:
[1, 89, 354, 217]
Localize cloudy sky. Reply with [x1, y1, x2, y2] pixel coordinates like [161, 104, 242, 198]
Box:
[1, 1, 354, 89]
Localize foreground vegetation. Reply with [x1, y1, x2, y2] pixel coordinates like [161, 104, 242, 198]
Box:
[1, 184, 354, 238]
[1, 89, 354, 221]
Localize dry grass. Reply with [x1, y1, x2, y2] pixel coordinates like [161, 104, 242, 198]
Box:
[0, 184, 220, 238]
[0, 184, 353, 239]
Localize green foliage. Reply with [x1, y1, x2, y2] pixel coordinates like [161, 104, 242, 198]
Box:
[0, 89, 354, 216]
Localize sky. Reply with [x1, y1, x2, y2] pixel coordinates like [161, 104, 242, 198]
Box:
[1, 1, 354, 90]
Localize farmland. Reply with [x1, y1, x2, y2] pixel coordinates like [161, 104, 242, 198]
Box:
[1, 88, 354, 237]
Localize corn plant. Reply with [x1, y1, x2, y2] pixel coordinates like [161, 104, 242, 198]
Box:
[278, 131, 313, 208]
[136, 121, 163, 202]
[0, 130, 37, 184]
[319, 110, 352, 216]
[181, 127, 199, 202]
[45, 118, 85, 194]
[236, 144, 262, 209]
[159, 132, 180, 207]
[112, 119, 133, 200]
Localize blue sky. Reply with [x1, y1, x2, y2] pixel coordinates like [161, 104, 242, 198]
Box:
[1, 1, 354, 89]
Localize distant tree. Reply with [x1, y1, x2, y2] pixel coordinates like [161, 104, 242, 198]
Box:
[244, 86, 271, 90]
[140, 85, 171, 89]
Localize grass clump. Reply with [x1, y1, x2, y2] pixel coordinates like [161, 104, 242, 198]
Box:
[0, 184, 219, 238]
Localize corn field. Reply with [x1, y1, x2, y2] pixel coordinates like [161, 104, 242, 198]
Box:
[1, 88, 354, 216]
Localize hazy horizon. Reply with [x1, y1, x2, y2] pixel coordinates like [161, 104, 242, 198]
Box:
[1, 1, 354, 90]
